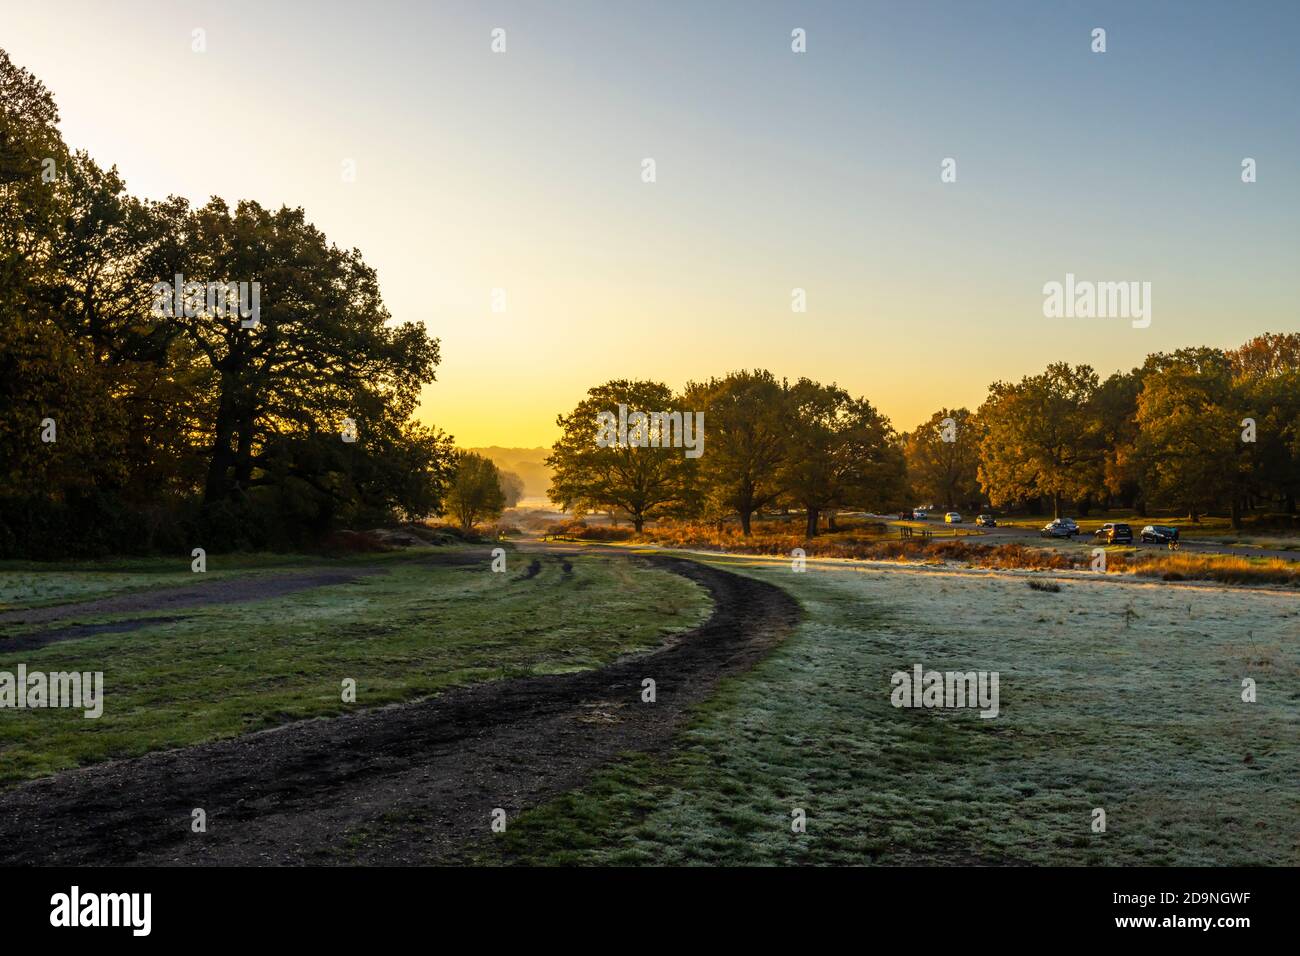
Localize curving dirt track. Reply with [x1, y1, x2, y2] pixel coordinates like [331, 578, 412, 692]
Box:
[0, 551, 800, 865]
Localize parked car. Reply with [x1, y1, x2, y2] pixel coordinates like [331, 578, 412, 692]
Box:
[944, 512, 962, 524]
[975, 514, 997, 527]
[1039, 518, 1080, 539]
[912, 510, 930, 520]
[1140, 524, 1180, 544]
[1093, 522, 1133, 544]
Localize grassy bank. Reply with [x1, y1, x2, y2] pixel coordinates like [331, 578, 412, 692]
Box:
[481, 556, 1300, 865]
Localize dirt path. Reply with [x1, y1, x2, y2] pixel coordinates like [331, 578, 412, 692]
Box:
[0, 552, 800, 865]
[0, 566, 390, 633]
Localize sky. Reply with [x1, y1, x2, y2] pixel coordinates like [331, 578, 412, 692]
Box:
[4, 0, 1297, 447]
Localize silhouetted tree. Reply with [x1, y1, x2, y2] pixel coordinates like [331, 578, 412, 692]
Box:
[445, 452, 507, 531]
[547, 380, 699, 533]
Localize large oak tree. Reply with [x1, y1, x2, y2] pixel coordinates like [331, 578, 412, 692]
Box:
[977, 363, 1103, 518]
[682, 369, 789, 534]
[547, 380, 699, 532]
[903, 407, 982, 511]
[0, 47, 455, 555]
[779, 379, 905, 536]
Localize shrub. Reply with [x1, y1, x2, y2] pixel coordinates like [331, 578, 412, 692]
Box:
[544, 519, 635, 541]
[318, 530, 389, 554]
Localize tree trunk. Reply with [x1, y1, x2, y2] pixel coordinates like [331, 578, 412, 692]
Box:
[828, 512, 838, 532]
[805, 507, 818, 538]
[233, 407, 255, 492]
[203, 386, 238, 503]
[1230, 498, 1242, 531]
[740, 510, 752, 535]
[1052, 494, 1062, 519]
[633, 515, 644, 533]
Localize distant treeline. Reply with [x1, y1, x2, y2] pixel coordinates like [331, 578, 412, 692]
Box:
[547, 338, 1300, 535]
[0, 50, 456, 557]
[468, 448, 553, 499]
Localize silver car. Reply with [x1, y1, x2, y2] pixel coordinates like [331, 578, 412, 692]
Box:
[1039, 518, 1079, 539]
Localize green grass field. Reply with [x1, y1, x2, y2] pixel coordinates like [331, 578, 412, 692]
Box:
[0, 552, 353, 611]
[0, 547, 710, 786]
[5, 544, 1295, 864]
[482, 555, 1300, 865]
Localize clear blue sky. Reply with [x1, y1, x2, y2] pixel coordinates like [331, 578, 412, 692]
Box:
[5, 0, 1297, 444]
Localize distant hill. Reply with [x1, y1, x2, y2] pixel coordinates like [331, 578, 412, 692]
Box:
[468, 447, 553, 498]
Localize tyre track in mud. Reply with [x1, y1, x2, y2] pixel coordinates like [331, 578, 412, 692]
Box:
[0, 551, 800, 865]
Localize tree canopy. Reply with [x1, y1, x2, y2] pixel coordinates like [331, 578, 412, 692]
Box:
[0, 48, 454, 556]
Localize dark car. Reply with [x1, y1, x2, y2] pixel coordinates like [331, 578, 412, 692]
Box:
[1093, 522, 1133, 544]
[975, 514, 997, 527]
[1140, 525, 1180, 544]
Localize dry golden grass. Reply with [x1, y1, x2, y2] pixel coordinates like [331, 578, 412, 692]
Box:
[545, 518, 1300, 587]
[1121, 551, 1300, 586]
[613, 520, 1080, 570]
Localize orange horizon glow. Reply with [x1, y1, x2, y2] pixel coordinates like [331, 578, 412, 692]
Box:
[8, 2, 1296, 449]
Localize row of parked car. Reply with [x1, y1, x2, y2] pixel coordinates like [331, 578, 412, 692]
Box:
[898, 510, 1182, 546]
[1039, 518, 1181, 545]
[899, 510, 998, 526]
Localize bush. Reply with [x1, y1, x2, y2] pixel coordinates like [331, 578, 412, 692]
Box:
[420, 521, 489, 543]
[544, 519, 635, 541]
[0, 491, 195, 559]
[318, 530, 390, 554]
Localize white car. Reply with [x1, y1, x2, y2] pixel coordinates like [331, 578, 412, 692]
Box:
[912, 509, 929, 520]
[944, 512, 962, 524]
